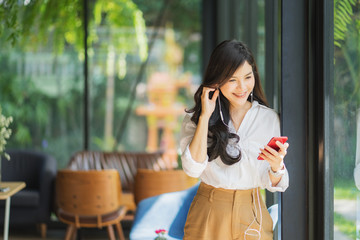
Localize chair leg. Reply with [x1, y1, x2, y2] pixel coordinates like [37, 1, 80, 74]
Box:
[65, 225, 76, 240]
[115, 222, 125, 240]
[107, 225, 116, 240]
[39, 223, 47, 238]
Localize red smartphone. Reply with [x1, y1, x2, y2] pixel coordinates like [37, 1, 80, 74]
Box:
[257, 136, 288, 160]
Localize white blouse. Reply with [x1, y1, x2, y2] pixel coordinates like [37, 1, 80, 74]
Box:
[180, 101, 289, 192]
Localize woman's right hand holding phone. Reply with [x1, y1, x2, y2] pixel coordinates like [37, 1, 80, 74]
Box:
[201, 87, 219, 119]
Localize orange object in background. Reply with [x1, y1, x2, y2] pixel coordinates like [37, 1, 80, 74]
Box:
[136, 71, 189, 168]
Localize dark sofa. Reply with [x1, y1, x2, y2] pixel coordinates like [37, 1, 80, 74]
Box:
[0, 150, 57, 238]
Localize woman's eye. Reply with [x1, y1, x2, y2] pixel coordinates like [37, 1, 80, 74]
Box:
[229, 79, 236, 82]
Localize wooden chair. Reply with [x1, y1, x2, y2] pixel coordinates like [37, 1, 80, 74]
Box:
[67, 151, 168, 213]
[55, 169, 127, 240]
[134, 169, 198, 205]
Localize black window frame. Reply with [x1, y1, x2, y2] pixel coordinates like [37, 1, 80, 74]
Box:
[281, 0, 333, 239]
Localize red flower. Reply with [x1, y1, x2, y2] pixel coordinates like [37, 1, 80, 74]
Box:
[155, 229, 167, 234]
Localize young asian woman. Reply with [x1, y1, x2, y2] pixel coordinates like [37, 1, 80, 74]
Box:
[180, 39, 289, 240]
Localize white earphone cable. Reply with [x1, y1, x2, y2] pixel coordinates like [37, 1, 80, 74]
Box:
[218, 96, 230, 128]
[244, 188, 262, 240]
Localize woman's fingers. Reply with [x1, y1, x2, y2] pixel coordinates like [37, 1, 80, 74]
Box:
[260, 148, 283, 171]
[260, 141, 290, 169]
[276, 141, 289, 158]
[200, 87, 218, 118]
[201, 87, 210, 98]
[259, 147, 277, 161]
[260, 141, 289, 162]
[277, 141, 289, 149]
[211, 89, 220, 102]
[202, 87, 218, 99]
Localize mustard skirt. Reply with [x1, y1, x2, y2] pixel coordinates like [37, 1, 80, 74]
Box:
[183, 182, 273, 240]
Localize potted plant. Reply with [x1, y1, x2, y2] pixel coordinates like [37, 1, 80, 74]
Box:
[154, 229, 168, 240]
[0, 106, 13, 191]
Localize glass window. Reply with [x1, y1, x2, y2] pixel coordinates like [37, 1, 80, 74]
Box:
[333, 1, 360, 239]
[0, 1, 84, 168]
[88, 0, 202, 168]
[0, 0, 202, 169]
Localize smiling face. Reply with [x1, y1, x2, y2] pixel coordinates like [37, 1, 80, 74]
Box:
[219, 61, 255, 110]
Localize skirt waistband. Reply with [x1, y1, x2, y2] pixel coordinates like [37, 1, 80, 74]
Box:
[197, 182, 259, 203]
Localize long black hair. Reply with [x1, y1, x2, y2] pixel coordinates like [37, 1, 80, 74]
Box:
[186, 40, 268, 165]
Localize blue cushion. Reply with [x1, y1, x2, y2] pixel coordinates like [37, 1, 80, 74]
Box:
[267, 203, 278, 230]
[130, 183, 199, 240]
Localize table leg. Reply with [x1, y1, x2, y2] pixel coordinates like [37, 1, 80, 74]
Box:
[4, 197, 10, 240]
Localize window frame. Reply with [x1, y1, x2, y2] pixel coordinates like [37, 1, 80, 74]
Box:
[280, 0, 334, 239]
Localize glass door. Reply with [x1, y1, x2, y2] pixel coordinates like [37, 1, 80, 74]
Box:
[333, 1, 360, 239]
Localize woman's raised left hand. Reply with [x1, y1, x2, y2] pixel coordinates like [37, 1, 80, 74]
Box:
[259, 141, 289, 172]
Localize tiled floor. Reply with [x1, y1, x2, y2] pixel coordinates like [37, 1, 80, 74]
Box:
[2, 220, 132, 240]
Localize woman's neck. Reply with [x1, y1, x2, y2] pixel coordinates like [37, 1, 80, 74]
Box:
[229, 101, 252, 131]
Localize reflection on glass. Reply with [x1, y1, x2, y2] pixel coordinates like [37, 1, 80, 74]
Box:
[0, 0, 202, 168]
[89, 0, 202, 169]
[0, 1, 84, 168]
[333, 1, 360, 239]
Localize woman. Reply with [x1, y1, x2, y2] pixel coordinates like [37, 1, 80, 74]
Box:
[180, 40, 289, 240]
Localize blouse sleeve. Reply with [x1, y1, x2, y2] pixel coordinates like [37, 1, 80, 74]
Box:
[259, 113, 289, 192]
[179, 114, 208, 178]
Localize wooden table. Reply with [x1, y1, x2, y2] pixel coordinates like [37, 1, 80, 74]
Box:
[0, 182, 26, 240]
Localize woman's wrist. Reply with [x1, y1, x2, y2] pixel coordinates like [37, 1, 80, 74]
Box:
[199, 113, 211, 123]
[270, 162, 284, 172]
